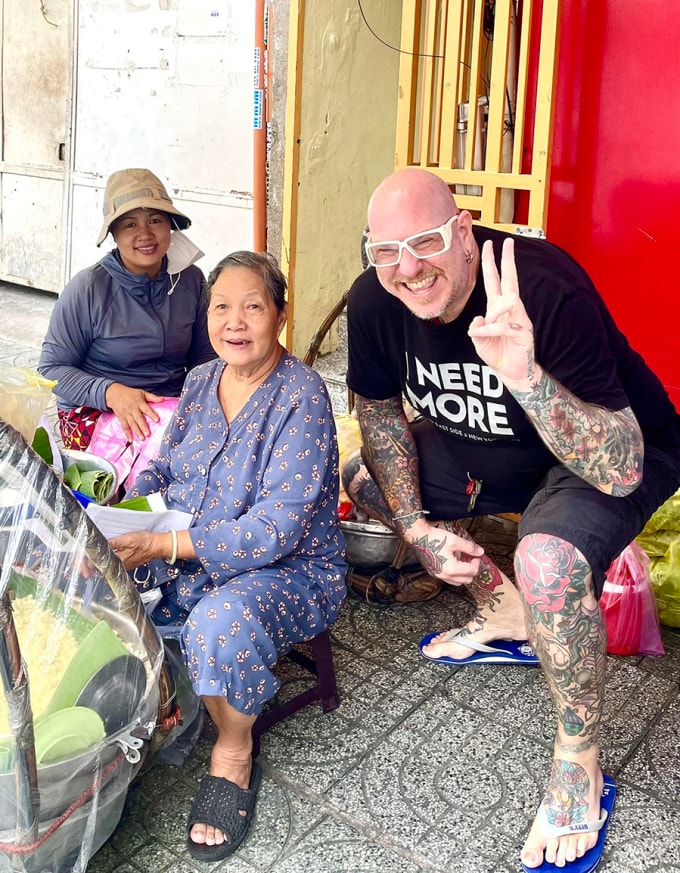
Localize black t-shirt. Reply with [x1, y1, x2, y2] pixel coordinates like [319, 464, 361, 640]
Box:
[346, 225, 679, 510]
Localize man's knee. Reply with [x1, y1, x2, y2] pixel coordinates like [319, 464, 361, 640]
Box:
[514, 532, 594, 606]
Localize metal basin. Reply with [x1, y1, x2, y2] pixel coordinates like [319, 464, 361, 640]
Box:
[341, 520, 418, 568]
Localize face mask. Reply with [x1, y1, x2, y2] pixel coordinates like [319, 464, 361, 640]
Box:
[166, 230, 205, 275]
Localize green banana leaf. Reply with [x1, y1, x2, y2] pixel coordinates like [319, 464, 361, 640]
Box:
[31, 425, 54, 466]
[64, 464, 113, 502]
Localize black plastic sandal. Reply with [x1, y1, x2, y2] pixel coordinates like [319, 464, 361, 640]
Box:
[187, 760, 262, 861]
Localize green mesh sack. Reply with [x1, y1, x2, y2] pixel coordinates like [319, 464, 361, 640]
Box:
[637, 490, 680, 627]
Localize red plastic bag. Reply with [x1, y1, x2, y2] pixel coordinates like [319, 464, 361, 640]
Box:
[600, 541, 664, 656]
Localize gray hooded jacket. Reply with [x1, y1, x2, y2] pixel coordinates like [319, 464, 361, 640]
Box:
[38, 251, 215, 412]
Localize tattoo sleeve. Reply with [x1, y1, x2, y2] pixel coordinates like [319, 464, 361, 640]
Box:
[510, 371, 644, 495]
[355, 395, 423, 525]
[516, 534, 606, 749]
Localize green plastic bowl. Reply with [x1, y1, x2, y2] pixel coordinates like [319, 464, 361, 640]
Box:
[34, 706, 105, 765]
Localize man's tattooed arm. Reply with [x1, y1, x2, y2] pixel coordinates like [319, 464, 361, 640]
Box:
[354, 394, 423, 524]
[353, 396, 484, 583]
[510, 369, 643, 496]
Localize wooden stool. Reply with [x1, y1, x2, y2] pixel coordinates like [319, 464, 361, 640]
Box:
[252, 629, 340, 757]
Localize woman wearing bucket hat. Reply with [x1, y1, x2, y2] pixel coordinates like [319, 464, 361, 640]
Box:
[38, 167, 216, 459]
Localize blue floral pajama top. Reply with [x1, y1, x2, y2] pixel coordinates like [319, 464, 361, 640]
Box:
[129, 352, 347, 714]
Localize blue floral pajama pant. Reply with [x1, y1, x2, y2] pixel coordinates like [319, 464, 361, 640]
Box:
[173, 568, 338, 716]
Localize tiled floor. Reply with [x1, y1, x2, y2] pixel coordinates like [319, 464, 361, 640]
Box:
[2, 282, 680, 872]
[83, 593, 680, 873]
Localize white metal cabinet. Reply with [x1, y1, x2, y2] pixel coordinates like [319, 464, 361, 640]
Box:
[0, 0, 254, 292]
[0, 0, 71, 290]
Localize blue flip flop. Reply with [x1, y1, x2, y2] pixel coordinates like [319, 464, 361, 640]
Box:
[419, 630, 540, 665]
[522, 773, 617, 873]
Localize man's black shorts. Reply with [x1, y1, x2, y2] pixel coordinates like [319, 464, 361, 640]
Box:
[412, 419, 680, 595]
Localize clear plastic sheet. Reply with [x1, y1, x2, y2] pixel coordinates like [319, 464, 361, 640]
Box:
[0, 368, 55, 444]
[0, 419, 170, 872]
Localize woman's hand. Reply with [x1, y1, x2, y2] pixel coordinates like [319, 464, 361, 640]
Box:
[109, 531, 166, 570]
[467, 238, 541, 390]
[105, 383, 164, 442]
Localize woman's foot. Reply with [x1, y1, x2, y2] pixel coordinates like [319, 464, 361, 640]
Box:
[189, 745, 252, 848]
[521, 757, 604, 869]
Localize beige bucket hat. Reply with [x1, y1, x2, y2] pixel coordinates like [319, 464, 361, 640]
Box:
[96, 168, 191, 246]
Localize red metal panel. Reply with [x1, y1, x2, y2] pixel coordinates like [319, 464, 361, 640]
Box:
[547, 0, 680, 408]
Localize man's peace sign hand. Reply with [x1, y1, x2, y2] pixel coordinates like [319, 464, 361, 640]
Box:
[467, 238, 540, 389]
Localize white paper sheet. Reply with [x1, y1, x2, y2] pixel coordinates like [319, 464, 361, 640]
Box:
[86, 504, 193, 539]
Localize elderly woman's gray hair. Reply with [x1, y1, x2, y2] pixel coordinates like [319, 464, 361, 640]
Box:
[205, 251, 287, 311]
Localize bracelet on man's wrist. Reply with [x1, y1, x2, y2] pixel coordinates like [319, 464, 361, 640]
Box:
[167, 529, 178, 565]
[393, 509, 430, 523]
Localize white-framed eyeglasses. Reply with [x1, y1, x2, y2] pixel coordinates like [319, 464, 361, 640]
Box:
[364, 214, 460, 268]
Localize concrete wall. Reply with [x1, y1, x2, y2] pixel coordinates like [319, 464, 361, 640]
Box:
[283, 2, 401, 358]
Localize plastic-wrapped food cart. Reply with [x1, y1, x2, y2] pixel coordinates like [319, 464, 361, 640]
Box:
[0, 419, 182, 873]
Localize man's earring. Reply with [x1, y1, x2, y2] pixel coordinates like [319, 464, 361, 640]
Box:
[465, 250, 473, 264]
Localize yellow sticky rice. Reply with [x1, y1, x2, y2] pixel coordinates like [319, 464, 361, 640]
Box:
[0, 595, 79, 735]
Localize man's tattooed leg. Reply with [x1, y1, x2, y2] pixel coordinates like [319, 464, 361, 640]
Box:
[515, 533, 606, 869]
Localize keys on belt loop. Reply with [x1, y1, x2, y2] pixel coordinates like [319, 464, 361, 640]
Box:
[465, 472, 482, 512]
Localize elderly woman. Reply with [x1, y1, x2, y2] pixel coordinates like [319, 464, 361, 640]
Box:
[38, 167, 215, 452]
[109, 251, 347, 861]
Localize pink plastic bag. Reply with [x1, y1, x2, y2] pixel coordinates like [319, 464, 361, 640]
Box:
[87, 397, 179, 492]
[600, 541, 664, 656]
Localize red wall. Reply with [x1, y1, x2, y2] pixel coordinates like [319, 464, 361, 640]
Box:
[546, 0, 680, 409]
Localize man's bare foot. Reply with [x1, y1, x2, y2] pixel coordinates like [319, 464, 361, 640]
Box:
[421, 521, 529, 661]
[189, 744, 252, 847]
[421, 614, 530, 661]
[422, 559, 529, 662]
[521, 758, 604, 869]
